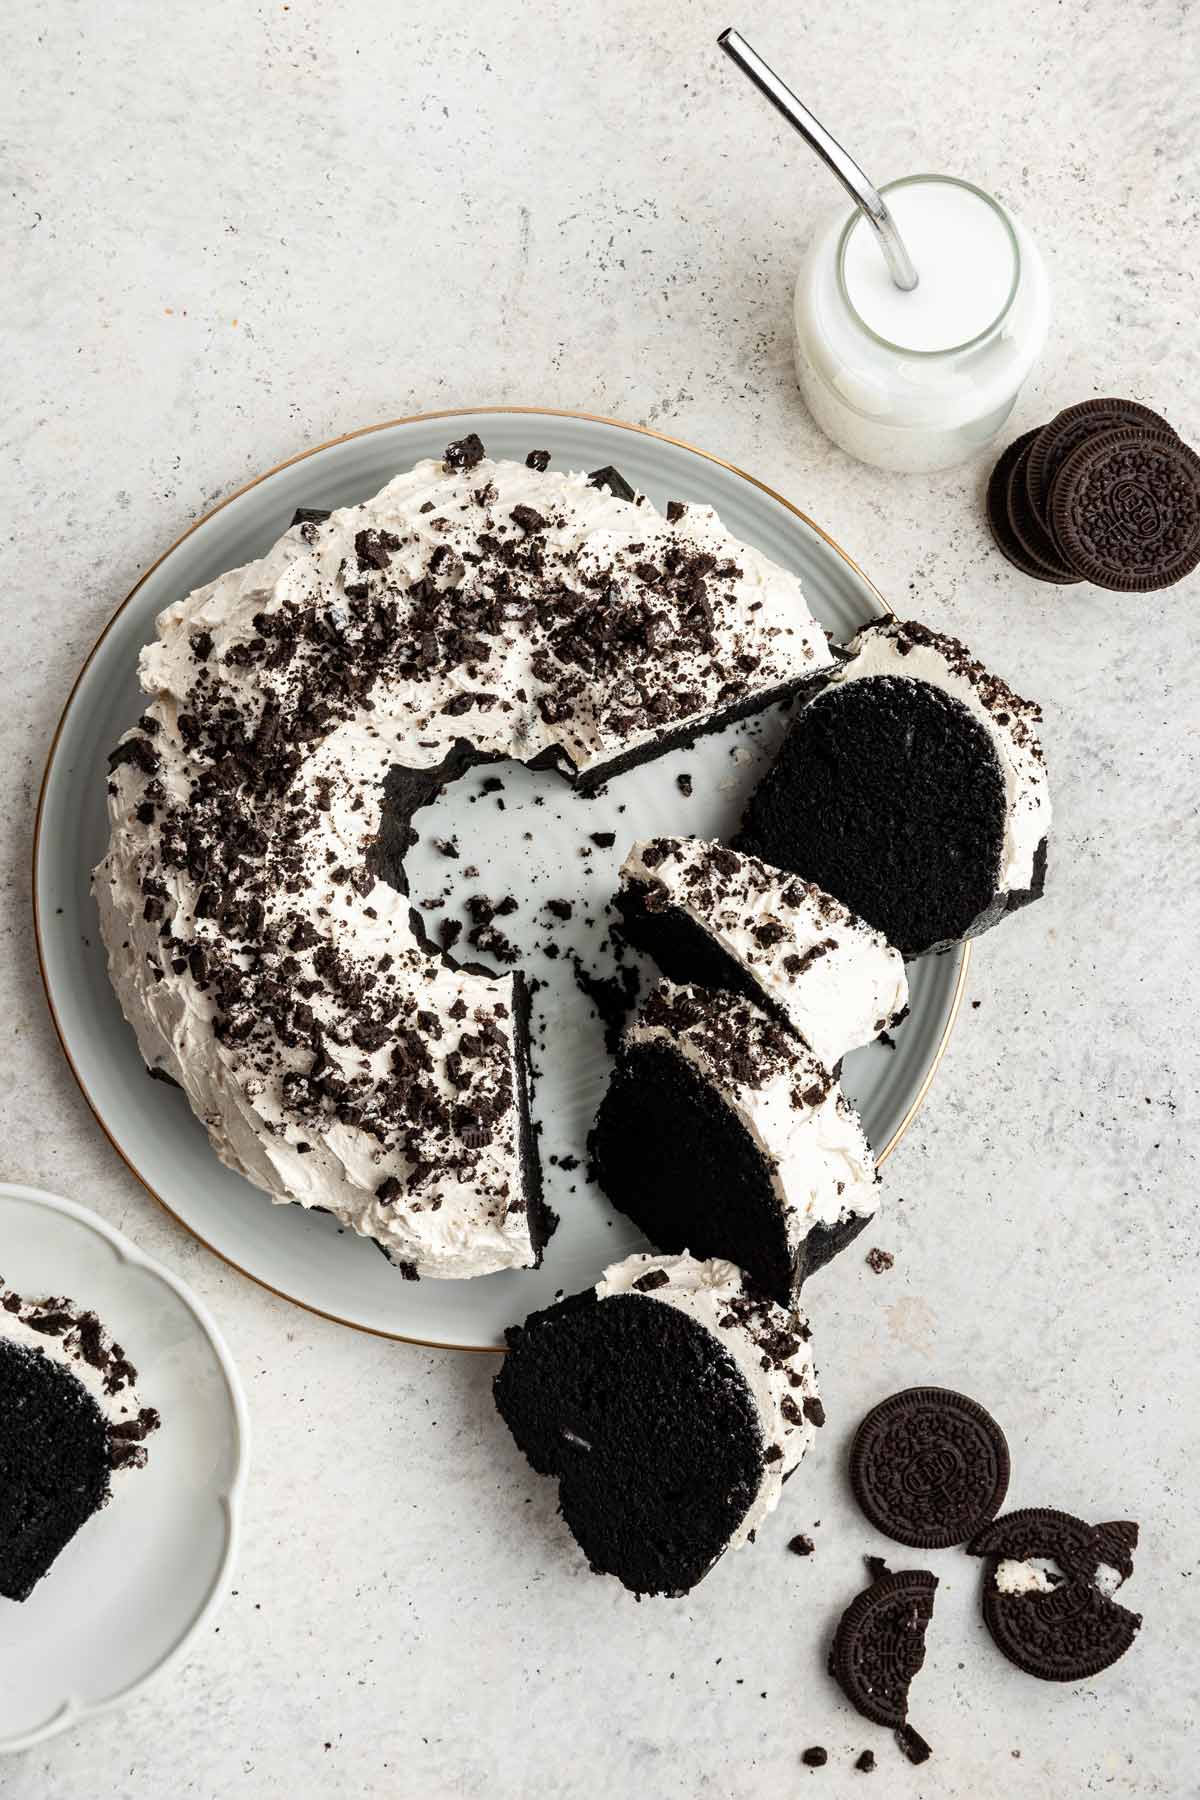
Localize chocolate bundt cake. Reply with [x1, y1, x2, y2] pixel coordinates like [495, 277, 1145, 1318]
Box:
[95, 439, 835, 1279]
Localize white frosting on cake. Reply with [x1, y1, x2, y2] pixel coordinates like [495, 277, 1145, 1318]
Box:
[96, 806, 535, 1279]
[136, 460, 833, 779]
[95, 448, 834, 1279]
[832, 619, 1049, 892]
[0, 1286, 158, 1472]
[595, 1251, 819, 1548]
[621, 837, 908, 1067]
[627, 981, 878, 1244]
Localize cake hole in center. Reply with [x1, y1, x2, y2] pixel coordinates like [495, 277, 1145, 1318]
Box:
[402, 706, 793, 1236]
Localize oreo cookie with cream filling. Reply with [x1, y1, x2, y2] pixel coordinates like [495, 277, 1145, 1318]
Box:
[849, 1386, 1010, 1549]
[1024, 397, 1177, 526]
[969, 1507, 1142, 1681]
[1049, 426, 1200, 592]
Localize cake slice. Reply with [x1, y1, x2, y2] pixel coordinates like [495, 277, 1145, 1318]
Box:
[0, 1281, 160, 1603]
[735, 619, 1050, 957]
[616, 837, 908, 1069]
[494, 1252, 823, 1596]
[589, 981, 877, 1304]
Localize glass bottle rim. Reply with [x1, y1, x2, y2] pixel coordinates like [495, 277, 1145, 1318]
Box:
[836, 174, 1021, 358]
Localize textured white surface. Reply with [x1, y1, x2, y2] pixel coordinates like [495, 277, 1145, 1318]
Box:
[1, 2, 1196, 1795]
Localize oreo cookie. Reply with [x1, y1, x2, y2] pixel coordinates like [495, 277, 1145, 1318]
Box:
[828, 1564, 938, 1729]
[1024, 398, 1176, 525]
[986, 432, 1065, 581]
[969, 1507, 1142, 1682]
[1006, 442, 1080, 582]
[850, 1386, 1010, 1549]
[1049, 426, 1200, 592]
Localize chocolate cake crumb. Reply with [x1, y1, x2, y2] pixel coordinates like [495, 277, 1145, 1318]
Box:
[855, 1750, 876, 1773]
[676, 772, 693, 796]
[568, 953, 641, 1055]
[788, 1534, 815, 1556]
[866, 1247, 894, 1274]
[802, 1747, 828, 1768]
[525, 449, 551, 472]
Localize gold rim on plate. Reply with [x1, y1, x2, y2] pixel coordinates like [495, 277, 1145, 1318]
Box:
[32, 405, 970, 1354]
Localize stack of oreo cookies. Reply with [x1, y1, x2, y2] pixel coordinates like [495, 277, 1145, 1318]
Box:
[987, 398, 1200, 591]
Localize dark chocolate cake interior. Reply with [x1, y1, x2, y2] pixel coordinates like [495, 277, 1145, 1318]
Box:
[0, 1341, 113, 1603]
[614, 882, 795, 1034]
[735, 676, 1008, 957]
[494, 1289, 763, 1596]
[589, 1039, 798, 1305]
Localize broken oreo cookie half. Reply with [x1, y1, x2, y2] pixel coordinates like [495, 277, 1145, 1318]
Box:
[849, 1386, 1010, 1549]
[968, 1506, 1142, 1682]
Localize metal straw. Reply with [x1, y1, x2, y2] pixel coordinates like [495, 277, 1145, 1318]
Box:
[718, 28, 919, 292]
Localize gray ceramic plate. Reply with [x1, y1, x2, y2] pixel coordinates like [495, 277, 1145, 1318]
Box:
[34, 408, 967, 1351]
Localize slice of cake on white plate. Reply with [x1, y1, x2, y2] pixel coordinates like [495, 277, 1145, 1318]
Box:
[0, 1280, 160, 1603]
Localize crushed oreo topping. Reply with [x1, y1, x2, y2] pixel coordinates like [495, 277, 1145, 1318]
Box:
[444, 433, 486, 472]
[0, 1277, 161, 1473]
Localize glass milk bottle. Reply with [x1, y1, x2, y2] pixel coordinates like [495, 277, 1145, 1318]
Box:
[793, 174, 1051, 473]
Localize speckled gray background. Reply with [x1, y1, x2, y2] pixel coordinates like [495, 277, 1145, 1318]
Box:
[2, 2, 1197, 1795]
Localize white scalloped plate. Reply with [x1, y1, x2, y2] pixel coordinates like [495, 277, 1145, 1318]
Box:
[34, 408, 967, 1351]
[0, 1185, 248, 1752]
